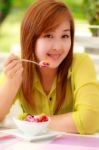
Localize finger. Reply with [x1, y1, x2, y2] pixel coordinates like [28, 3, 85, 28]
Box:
[14, 67, 23, 78]
[6, 64, 23, 79]
[4, 54, 20, 67]
[4, 60, 21, 74]
[7, 63, 23, 78]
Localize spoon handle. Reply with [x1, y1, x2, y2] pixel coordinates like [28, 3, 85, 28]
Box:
[21, 59, 39, 66]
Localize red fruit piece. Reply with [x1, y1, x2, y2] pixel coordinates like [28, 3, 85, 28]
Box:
[38, 114, 48, 122]
[42, 62, 49, 66]
[39, 61, 49, 67]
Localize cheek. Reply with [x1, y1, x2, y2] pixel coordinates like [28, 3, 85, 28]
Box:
[68, 38, 71, 49]
[35, 40, 43, 52]
[64, 40, 71, 53]
[36, 40, 51, 55]
[35, 40, 44, 55]
[35, 47, 43, 59]
[35, 40, 49, 59]
[36, 39, 48, 51]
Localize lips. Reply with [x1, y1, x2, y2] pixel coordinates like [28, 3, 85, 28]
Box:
[47, 53, 61, 60]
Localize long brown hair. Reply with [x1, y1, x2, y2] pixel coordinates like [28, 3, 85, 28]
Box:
[21, 0, 74, 114]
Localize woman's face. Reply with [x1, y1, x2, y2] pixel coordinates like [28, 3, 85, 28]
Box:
[35, 20, 71, 68]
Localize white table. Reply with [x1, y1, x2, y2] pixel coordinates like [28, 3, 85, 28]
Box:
[1, 128, 99, 150]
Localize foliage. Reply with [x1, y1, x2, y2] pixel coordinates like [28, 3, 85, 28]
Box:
[0, 0, 13, 24]
[0, 0, 35, 25]
[12, 0, 35, 9]
[83, 0, 99, 36]
[64, 0, 84, 20]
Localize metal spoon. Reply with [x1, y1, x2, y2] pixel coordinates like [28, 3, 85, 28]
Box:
[21, 59, 40, 66]
[21, 59, 49, 67]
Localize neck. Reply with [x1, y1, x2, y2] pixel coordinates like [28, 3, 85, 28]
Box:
[38, 67, 57, 80]
[36, 67, 57, 94]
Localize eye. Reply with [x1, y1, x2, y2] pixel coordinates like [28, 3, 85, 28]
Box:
[62, 35, 70, 38]
[44, 34, 53, 38]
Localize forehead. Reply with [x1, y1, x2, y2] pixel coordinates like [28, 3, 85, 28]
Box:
[54, 20, 70, 31]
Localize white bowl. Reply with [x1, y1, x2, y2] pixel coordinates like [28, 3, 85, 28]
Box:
[13, 117, 50, 136]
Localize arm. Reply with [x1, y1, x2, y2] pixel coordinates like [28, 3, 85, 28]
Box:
[0, 54, 23, 121]
[49, 54, 99, 134]
[49, 113, 78, 133]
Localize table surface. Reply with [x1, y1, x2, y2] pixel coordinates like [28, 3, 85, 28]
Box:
[0, 128, 99, 150]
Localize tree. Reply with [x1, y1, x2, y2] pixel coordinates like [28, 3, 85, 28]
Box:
[0, 0, 35, 25]
[83, 0, 99, 36]
[0, 0, 13, 25]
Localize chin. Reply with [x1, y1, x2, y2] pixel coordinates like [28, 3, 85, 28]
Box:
[49, 64, 59, 69]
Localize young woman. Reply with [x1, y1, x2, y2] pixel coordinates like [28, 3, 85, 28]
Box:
[0, 0, 99, 134]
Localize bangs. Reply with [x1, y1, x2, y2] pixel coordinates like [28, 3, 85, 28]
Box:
[42, 10, 70, 33]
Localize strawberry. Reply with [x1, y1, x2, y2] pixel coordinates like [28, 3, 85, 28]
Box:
[24, 114, 49, 122]
[38, 114, 48, 122]
[39, 61, 49, 67]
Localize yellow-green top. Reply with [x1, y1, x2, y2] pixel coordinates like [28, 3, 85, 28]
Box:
[0, 53, 99, 134]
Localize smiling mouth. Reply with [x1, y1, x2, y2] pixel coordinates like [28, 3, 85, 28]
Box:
[47, 53, 61, 60]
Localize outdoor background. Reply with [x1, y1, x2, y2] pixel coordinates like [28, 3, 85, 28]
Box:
[1, 0, 99, 53]
[0, 0, 99, 77]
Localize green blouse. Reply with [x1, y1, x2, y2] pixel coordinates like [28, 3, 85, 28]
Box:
[0, 53, 99, 134]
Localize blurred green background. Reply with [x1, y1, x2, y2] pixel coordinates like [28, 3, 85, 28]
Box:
[0, 0, 99, 53]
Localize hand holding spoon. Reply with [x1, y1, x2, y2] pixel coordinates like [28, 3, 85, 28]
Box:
[21, 59, 49, 67]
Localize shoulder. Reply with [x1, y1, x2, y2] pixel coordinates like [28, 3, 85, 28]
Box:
[73, 52, 93, 64]
[70, 52, 97, 85]
[71, 52, 95, 70]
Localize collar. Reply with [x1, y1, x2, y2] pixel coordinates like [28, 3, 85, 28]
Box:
[33, 66, 72, 94]
[33, 66, 57, 96]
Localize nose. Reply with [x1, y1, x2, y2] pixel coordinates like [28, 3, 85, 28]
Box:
[52, 39, 62, 51]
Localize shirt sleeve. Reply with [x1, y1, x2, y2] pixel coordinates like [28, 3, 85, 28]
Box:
[0, 72, 6, 84]
[72, 53, 99, 134]
[0, 72, 19, 105]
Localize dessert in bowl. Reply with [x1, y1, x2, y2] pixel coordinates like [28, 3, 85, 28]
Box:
[13, 114, 50, 136]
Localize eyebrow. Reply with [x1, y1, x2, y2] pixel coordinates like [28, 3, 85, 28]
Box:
[63, 29, 70, 32]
